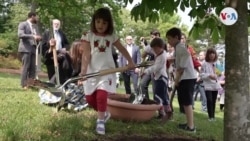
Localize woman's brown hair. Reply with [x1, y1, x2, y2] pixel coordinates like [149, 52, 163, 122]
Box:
[69, 40, 84, 70]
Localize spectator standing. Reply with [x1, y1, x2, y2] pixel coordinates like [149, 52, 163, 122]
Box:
[200, 48, 221, 121]
[119, 35, 141, 95]
[18, 12, 42, 89]
[42, 19, 70, 84]
[193, 51, 207, 112]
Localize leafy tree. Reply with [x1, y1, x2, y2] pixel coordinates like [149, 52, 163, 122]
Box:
[0, 0, 125, 55]
[119, 8, 188, 47]
[127, 0, 249, 141]
[0, 2, 29, 56]
[32, 0, 124, 42]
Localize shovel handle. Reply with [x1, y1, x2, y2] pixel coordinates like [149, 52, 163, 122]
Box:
[52, 48, 58, 67]
[99, 66, 128, 76]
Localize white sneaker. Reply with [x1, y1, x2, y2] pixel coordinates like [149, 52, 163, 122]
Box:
[96, 120, 105, 135]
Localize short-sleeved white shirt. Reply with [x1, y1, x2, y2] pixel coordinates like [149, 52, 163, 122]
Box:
[144, 51, 168, 80]
[81, 31, 118, 95]
[175, 42, 196, 80]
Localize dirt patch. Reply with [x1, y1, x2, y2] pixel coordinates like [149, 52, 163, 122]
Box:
[100, 134, 204, 141]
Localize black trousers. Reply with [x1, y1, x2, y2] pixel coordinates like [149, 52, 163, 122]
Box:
[205, 90, 218, 118]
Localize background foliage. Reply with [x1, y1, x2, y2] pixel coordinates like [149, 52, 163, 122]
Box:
[0, 0, 189, 57]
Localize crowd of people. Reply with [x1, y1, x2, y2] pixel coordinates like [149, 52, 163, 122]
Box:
[17, 8, 225, 135]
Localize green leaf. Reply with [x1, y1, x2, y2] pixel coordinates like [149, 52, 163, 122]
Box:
[190, 24, 200, 39]
[190, 0, 197, 8]
[197, 0, 204, 4]
[174, 0, 181, 7]
[183, 0, 189, 7]
[211, 27, 219, 43]
[180, 2, 185, 12]
[188, 9, 197, 19]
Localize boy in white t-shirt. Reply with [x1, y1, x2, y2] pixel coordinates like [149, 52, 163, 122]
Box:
[166, 27, 197, 132]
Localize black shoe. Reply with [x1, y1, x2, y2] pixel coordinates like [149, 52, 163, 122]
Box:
[178, 123, 187, 128]
[178, 124, 196, 133]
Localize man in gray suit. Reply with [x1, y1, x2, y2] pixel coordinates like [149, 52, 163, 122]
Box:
[18, 12, 42, 89]
[119, 35, 141, 94]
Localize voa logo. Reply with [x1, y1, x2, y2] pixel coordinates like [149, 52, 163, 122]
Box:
[219, 7, 238, 26]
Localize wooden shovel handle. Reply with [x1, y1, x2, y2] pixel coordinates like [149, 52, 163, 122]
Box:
[52, 48, 58, 67]
[99, 66, 129, 76]
[98, 61, 154, 76]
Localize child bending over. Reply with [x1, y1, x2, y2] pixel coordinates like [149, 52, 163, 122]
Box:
[143, 38, 172, 121]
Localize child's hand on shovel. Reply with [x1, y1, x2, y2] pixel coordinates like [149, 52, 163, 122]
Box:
[78, 72, 87, 82]
[127, 62, 136, 70]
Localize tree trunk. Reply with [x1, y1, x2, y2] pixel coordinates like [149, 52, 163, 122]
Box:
[30, 2, 38, 13]
[224, 0, 250, 141]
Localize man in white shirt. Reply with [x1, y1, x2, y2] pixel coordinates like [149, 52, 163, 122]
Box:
[118, 36, 141, 94]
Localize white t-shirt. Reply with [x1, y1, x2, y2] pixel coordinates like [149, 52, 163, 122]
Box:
[81, 31, 118, 95]
[144, 51, 168, 80]
[175, 42, 196, 80]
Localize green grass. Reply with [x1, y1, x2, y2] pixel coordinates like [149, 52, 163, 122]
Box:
[0, 73, 223, 141]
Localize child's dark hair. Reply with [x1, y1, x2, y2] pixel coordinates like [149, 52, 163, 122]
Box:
[28, 12, 36, 18]
[205, 48, 218, 62]
[166, 27, 182, 40]
[150, 38, 164, 48]
[150, 29, 160, 37]
[90, 7, 114, 35]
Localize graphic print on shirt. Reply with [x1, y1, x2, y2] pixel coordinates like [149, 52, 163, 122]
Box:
[108, 78, 112, 85]
[94, 39, 110, 52]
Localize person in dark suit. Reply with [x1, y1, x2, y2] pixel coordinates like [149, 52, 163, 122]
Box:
[41, 19, 70, 84]
[18, 12, 42, 89]
[119, 35, 141, 94]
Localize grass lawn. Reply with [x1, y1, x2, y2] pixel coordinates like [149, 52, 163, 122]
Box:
[0, 72, 223, 141]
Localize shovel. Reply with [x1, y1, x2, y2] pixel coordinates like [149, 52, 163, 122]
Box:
[52, 45, 60, 86]
[28, 61, 154, 111]
[35, 42, 42, 79]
